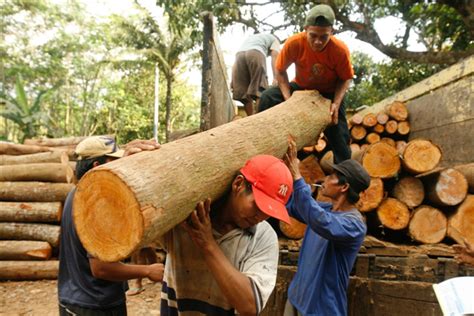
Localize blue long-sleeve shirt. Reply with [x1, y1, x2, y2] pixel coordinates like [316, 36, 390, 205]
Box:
[286, 178, 366, 316]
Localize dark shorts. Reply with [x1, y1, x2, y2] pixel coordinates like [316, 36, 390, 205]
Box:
[231, 50, 268, 102]
[59, 302, 127, 316]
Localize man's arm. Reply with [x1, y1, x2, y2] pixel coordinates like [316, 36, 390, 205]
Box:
[89, 259, 164, 282]
[276, 70, 292, 101]
[270, 49, 279, 86]
[183, 199, 257, 316]
[330, 78, 352, 125]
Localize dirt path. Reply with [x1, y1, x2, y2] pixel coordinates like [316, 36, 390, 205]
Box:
[0, 280, 162, 316]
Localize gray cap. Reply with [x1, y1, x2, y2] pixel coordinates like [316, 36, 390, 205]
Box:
[305, 4, 335, 27]
[330, 159, 370, 194]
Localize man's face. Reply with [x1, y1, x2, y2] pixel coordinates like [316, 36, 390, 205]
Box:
[305, 25, 333, 52]
[230, 178, 269, 229]
[321, 173, 345, 198]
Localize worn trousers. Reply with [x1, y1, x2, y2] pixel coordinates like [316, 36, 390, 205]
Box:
[59, 303, 127, 316]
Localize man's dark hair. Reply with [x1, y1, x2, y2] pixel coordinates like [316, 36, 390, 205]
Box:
[314, 16, 332, 27]
[76, 156, 107, 180]
[336, 172, 360, 204]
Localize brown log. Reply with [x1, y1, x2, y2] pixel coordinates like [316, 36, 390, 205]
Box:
[279, 217, 307, 239]
[425, 168, 468, 206]
[454, 163, 474, 193]
[408, 205, 447, 244]
[362, 113, 377, 128]
[356, 178, 384, 212]
[373, 124, 384, 134]
[0, 151, 69, 165]
[376, 112, 389, 125]
[319, 151, 334, 174]
[0, 223, 60, 247]
[360, 144, 369, 151]
[0, 241, 52, 260]
[376, 198, 411, 230]
[352, 142, 400, 179]
[395, 140, 407, 155]
[315, 138, 327, 153]
[365, 133, 381, 144]
[401, 139, 442, 174]
[392, 176, 425, 208]
[0, 260, 58, 280]
[447, 195, 474, 246]
[397, 121, 410, 135]
[380, 137, 396, 147]
[24, 135, 113, 147]
[350, 113, 363, 125]
[0, 143, 52, 155]
[351, 125, 367, 141]
[74, 90, 333, 262]
[350, 143, 361, 154]
[0, 163, 74, 183]
[385, 101, 408, 121]
[0, 182, 74, 202]
[0, 202, 62, 222]
[384, 120, 398, 134]
[299, 155, 326, 185]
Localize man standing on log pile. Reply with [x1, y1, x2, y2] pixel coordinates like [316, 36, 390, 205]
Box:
[159, 155, 293, 315]
[231, 33, 281, 116]
[283, 139, 370, 315]
[58, 136, 164, 316]
[259, 4, 353, 163]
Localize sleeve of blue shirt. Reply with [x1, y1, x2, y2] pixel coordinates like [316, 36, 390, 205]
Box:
[286, 178, 366, 243]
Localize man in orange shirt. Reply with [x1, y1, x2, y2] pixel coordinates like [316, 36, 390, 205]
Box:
[259, 4, 353, 163]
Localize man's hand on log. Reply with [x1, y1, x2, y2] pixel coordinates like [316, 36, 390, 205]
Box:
[123, 139, 161, 157]
[181, 198, 217, 253]
[453, 239, 474, 266]
[146, 263, 165, 282]
[330, 103, 339, 125]
[284, 136, 302, 181]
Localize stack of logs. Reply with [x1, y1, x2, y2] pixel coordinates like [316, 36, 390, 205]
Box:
[0, 136, 88, 280]
[281, 101, 474, 248]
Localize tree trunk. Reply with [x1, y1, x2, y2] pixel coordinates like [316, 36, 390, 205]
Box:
[424, 168, 468, 206]
[447, 195, 474, 245]
[0, 223, 60, 247]
[353, 142, 401, 179]
[0, 202, 62, 222]
[356, 177, 384, 212]
[397, 121, 410, 135]
[362, 113, 377, 128]
[0, 143, 52, 155]
[351, 125, 367, 141]
[401, 139, 442, 174]
[74, 91, 332, 262]
[373, 124, 384, 134]
[0, 182, 74, 202]
[376, 198, 410, 230]
[0, 163, 74, 183]
[280, 217, 307, 239]
[408, 205, 447, 244]
[0, 261, 58, 280]
[385, 101, 408, 121]
[454, 163, 474, 193]
[392, 176, 425, 208]
[0, 151, 69, 165]
[376, 112, 389, 125]
[366, 132, 381, 144]
[24, 135, 112, 147]
[384, 120, 398, 134]
[0, 241, 52, 260]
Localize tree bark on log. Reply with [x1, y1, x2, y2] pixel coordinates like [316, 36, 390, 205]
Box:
[356, 178, 384, 212]
[74, 91, 332, 262]
[0, 241, 52, 260]
[279, 217, 307, 240]
[0, 261, 58, 280]
[454, 163, 474, 193]
[0, 182, 74, 202]
[447, 195, 474, 245]
[0, 143, 51, 155]
[392, 176, 425, 208]
[0, 151, 69, 165]
[425, 168, 468, 206]
[0, 163, 74, 183]
[401, 139, 442, 174]
[408, 205, 447, 244]
[0, 223, 60, 247]
[24, 135, 112, 147]
[385, 101, 408, 121]
[376, 198, 411, 230]
[353, 142, 400, 179]
[0, 202, 62, 222]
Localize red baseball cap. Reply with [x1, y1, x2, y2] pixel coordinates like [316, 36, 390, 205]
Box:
[240, 155, 293, 224]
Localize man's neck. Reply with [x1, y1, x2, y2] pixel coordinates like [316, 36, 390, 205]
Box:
[210, 197, 238, 235]
[331, 195, 355, 212]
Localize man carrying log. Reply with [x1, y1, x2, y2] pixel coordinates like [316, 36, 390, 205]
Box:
[159, 155, 294, 315]
[282, 139, 370, 315]
[58, 136, 163, 316]
[259, 4, 353, 163]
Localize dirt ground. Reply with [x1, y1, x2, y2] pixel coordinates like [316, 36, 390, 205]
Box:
[0, 279, 162, 316]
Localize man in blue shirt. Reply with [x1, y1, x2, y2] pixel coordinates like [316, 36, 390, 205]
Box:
[283, 138, 370, 316]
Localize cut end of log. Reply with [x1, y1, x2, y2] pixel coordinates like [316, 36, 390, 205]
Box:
[409, 205, 447, 244]
[447, 195, 474, 245]
[386, 101, 408, 121]
[377, 198, 410, 230]
[74, 169, 144, 262]
[402, 139, 442, 174]
[361, 142, 400, 179]
[356, 178, 384, 212]
[428, 168, 468, 206]
[392, 176, 425, 208]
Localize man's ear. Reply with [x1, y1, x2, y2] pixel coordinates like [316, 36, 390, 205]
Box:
[232, 175, 245, 194]
[340, 183, 350, 193]
[92, 160, 101, 168]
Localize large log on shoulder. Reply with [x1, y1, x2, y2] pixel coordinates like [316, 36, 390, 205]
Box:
[0, 223, 60, 247]
[0, 241, 52, 260]
[0, 202, 62, 222]
[0, 151, 69, 165]
[0, 182, 74, 202]
[0, 163, 74, 183]
[74, 91, 332, 262]
[0, 261, 58, 280]
[447, 195, 474, 245]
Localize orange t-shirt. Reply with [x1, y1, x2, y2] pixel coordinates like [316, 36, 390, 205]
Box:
[276, 32, 354, 93]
